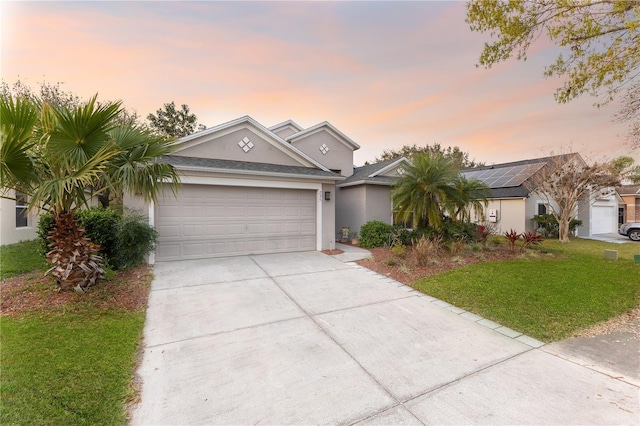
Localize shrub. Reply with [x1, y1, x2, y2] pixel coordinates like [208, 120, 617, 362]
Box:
[504, 229, 521, 252]
[390, 242, 406, 257]
[447, 238, 467, 256]
[383, 257, 397, 266]
[38, 208, 155, 270]
[37, 212, 55, 256]
[359, 220, 395, 248]
[521, 231, 544, 252]
[113, 211, 158, 269]
[414, 235, 443, 266]
[76, 207, 122, 264]
[533, 214, 583, 238]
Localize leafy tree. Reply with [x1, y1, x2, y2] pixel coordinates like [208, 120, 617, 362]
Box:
[1, 79, 142, 127]
[608, 155, 640, 184]
[376, 143, 482, 168]
[466, 0, 640, 145]
[526, 153, 621, 243]
[147, 101, 206, 138]
[0, 93, 179, 291]
[392, 152, 489, 231]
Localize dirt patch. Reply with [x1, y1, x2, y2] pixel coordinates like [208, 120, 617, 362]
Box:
[572, 305, 640, 339]
[321, 249, 344, 255]
[0, 264, 153, 317]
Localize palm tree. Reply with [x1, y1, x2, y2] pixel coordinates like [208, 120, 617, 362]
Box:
[392, 152, 464, 230]
[1, 93, 179, 292]
[392, 152, 490, 231]
[451, 176, 491, 222]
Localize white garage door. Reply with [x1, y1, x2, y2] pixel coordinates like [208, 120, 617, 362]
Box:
[155, 185, 317, 261]
[591, 206, 615, 235]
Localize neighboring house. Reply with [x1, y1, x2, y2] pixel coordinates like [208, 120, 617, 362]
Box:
[335, 157, 410, 237]
[617, 185, 640, 225]
[0, 189, 38, 246]
[461, 154, 619, 237]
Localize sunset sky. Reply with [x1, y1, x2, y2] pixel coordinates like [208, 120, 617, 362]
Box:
[2, 1, 636, 166]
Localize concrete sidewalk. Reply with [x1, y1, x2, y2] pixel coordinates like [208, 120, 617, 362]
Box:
[131, 252, 639, 425]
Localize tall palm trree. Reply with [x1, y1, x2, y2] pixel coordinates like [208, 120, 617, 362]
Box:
[392, 153, 489, 231]
[0, 94, 179, 292]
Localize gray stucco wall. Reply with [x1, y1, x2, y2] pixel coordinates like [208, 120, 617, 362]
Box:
[176, 128, 302, 167]
[335, 185, 365, 239]
[364, 185, 393, 226]
[335, 184, 393, 238]
[290, 130, 354, 176]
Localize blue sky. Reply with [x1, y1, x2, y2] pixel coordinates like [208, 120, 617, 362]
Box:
[1, 1, 635, 165]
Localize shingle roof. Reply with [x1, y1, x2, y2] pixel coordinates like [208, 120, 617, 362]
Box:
[337, 158, 406, 187]
[163, 155, 343, 180]
[617, 185, 640, 195]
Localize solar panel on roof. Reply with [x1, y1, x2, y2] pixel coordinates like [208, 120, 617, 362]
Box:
[462, 162, 545, 189]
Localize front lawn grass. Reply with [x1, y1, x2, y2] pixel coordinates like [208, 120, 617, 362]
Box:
[413, 238, 640, 342]
[0, 240, 48, 280]
[1, 312, 145, 425]
[0, 240, 149, 425]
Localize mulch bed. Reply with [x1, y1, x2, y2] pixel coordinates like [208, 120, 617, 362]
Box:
[356, 244, 526, 284]
[1, 264, 152, 317]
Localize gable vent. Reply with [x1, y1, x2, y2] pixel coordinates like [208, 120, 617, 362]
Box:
[238, 137, 254, 153]
[319, 144, 330, 155]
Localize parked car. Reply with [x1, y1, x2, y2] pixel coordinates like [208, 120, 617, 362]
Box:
[619, 222, 640, 241]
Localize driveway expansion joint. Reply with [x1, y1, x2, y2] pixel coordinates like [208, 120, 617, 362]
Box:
[347, 262, 546, 349]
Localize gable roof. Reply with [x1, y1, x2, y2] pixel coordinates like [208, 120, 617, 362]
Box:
[163, 155, 343, 181]
[337, 157, 409, 188]
[617, 185, 640, 195]
[171, 115, 331, 172]
[461, 153, 582, 199]
[286, 121, 361, 151]
[268, 119, 304, 133]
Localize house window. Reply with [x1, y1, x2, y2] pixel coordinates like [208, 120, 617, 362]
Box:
[393, 210, 414, 228]
[537, 203, 547, 215]
[15, 191, 28, 228]
[618, 207, 625, 225]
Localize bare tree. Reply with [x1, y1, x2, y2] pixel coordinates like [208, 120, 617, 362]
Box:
[526, 153, 621, 243]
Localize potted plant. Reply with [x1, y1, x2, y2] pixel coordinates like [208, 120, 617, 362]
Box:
[350, 231, 359, 246]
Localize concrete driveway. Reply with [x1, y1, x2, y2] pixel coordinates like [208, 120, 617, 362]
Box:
[131, 252, 639, 425]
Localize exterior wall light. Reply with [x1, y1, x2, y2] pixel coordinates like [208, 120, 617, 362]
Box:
[324, 191, 331, 201]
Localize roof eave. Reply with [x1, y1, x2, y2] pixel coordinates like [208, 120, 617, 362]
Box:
[174, 164, 344, 181]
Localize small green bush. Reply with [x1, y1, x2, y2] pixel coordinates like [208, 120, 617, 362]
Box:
[76, 207, 122, 263]
[359, 220, 395, 248]
[113, 212, 157, 269]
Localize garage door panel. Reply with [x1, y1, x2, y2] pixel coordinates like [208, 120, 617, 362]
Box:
[592, 206, 615, 235]
[155, 185, 317, 261]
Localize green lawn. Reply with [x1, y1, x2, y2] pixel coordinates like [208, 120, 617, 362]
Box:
[0, 240, 147, 425]
[0, 240, 48, 280]
[413, 238, 640, 342]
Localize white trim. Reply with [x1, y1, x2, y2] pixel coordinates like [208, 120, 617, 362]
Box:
[154, 178, 324, 253]
[286, 121, 360, 150]
[368, 157, 410, 178]
[269, 119, 304, 132]
[148, 199, 156, 264]
[172, 164, 343, 181]
[178, 175, 324, 190]
[316, 189, 323, 251]
[171, 116, 332, 172]
[337, 180, 396, 188]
